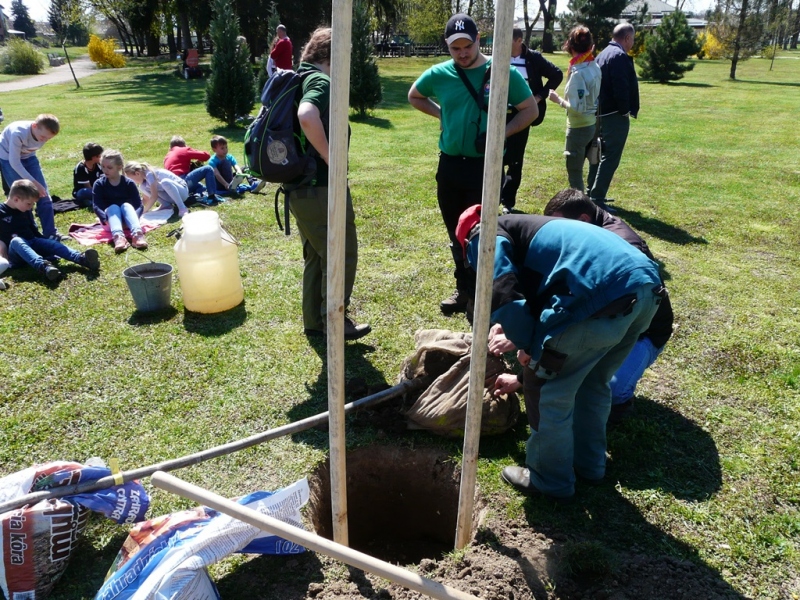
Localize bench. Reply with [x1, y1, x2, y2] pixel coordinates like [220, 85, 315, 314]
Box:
[48, 53, 65, 66]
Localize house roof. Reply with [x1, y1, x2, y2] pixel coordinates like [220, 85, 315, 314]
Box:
[623, 0, 678, 16]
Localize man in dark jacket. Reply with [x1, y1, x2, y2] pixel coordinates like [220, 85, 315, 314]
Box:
[502, 29, 563, 213]
[588, 23, 639, 206]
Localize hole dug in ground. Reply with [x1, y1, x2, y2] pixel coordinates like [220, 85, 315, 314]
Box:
[306, 445, 483, 566]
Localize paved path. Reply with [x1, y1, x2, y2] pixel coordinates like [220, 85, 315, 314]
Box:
[0, 58, 100, 93]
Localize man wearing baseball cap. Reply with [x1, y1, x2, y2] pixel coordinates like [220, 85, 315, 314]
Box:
[408, 13, 538, 317]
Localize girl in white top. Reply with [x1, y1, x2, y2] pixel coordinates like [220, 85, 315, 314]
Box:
[548, 27, 602, 192]
[124, 162, 190, 217]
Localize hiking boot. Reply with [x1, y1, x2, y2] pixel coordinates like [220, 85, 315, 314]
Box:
[79, 248, 100, 271]
[440, 289, 469, 315]
[41, 261, 62, 281]
[131, 232, 148, 250]
[344, 317, 372, 341]
[501, 466, 574, 505]
[344, 316, 371, 341]
[113, 233, 129, 253]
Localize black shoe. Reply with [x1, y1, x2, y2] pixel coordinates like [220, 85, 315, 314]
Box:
[41, 262, 62, 281]
[501, 466, 574, 504]
[304, 328, 325, 338]
[607, 398, 634, 426]
[440, 289, 468, 315]
[344, 317, 371, 341]
[79, 249, 100, 271]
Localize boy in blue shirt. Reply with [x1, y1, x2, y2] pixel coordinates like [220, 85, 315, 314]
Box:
[209, 135, 263, 194]
[0, 180, 100, 281]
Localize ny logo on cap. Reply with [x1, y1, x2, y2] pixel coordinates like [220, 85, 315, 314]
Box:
[454, 19, 465, 31]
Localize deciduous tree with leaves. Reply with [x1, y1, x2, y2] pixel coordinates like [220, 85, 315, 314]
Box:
[205, 0, 255, 126]
[637, 10, 700, 81]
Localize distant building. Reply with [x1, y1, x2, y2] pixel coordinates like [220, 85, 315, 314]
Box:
[621, 0, 708, 30]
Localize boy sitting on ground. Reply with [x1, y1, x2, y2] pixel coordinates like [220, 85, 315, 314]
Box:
[209, 135, 263, 194]
[72, 142, 103, 208]
[0, 179, 100, 281]
[163, 135, 223, 203]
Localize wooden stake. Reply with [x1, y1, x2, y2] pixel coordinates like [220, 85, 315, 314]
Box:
[455, 0, 515, 550]
[327, 0, 355, 546]
[152, 471, 480, 600]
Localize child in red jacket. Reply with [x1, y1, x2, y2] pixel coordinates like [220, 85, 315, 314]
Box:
[163, 136, 222, 202]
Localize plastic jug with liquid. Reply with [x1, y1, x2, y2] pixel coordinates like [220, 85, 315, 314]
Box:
[173, 211, 243, 313]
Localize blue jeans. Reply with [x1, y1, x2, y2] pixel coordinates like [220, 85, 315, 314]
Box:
[182, 165, 218, 196]
[74, 188, 93, 207]
[0, 156, 57, 237]
[8, 236, 81, 271]
[610, 337, 663, 404]
[104, 203, 143, 236]
[524, 283, 662, 497]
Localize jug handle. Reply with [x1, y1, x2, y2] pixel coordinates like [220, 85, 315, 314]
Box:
[220, 224, 241, 246]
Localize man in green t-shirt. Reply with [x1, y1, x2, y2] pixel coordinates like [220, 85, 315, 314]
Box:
[408, 13, 538, 316]
[288, 27, 370, 341]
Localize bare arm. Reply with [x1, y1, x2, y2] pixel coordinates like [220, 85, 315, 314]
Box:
[408, 83, 442, 120]
[505, 95, 538, 138]
[297, 101, 329, 165]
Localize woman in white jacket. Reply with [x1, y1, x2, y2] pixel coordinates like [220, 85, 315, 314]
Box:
[548, 27, 602, 192]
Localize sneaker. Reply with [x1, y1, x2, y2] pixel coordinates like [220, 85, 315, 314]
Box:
[252, 179, 267, 193]
[113, 233, 129, 254]
[501, 466, 574, 505]
[213, 195, 226, 203]
[48, 231, 69, 242]
[229, 174, 245, 189]
[500, 206, 510, 216]
[440, 289, 469, 315]
[178, 207, 189, 217]
[41, 261, 62, 281]
[344, 317, 371, 341]
[0, 279, 8, 290]
[80, 248, 100, 271]
[131, 231, 148, 250]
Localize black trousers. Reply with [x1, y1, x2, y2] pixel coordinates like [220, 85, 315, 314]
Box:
[501, 126, 531, 208]
[436, 153, 488, 292]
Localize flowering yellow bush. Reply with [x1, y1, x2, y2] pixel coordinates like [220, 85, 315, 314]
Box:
[88, 35, 126, 68]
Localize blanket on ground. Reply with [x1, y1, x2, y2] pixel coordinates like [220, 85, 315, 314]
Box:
[68, 209, 174, 246]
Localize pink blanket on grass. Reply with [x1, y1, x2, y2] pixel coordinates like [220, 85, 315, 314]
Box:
[68, 209, 174, 246]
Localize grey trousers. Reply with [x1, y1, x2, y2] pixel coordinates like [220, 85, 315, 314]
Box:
[564, 123, 596, 192]
[587, 113, 631, 201]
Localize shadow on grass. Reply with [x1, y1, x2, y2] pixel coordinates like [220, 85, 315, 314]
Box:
[350, 114, 393, 129]
[734, 79, 800, 87]
[50, 526, 129, 600]
[128, 305, 180, 325]
[183, 302, 247, 335]
[287, 337, 391, 447]
[613, 206, 708, 246]
[379, 74, 421, 110]
[607, 397, 722, 500]
[216, 552, 326, 599]
[88, 72, 206, 107]
[641, 81, 715, 88]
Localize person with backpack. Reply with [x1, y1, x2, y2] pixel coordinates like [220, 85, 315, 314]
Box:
[286, 27, 370, 341]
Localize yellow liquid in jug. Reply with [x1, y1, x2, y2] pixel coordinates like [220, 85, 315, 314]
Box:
[174, 234, 244, 313]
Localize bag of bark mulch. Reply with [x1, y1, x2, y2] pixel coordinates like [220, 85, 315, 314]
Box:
[0, 460, 150, 600]
[399, 329, 520, 437]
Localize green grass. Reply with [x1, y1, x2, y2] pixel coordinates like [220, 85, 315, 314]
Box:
[1, 50, 800, 599]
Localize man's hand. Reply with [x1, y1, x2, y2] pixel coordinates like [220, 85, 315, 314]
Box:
[517, 349, 531, 367]
[488, 323, 516, 355]
[493, 373, 522, 395]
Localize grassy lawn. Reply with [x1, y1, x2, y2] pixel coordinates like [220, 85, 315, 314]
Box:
[1, 50, 799, 599]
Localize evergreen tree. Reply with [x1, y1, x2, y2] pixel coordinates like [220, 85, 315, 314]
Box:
[565, 0, 628, 51]
[350, 0, 382, 118]
[11, 0, 36, 38]
[637, 11, 700, 82]
[205, 0, 255, 126]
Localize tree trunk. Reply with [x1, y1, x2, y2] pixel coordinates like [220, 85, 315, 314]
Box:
[63, 40, 80, 88]
[196, 28, 204, 54]
[730, 0, 750, 79]
[179, 10, 192, 49]
[539, 0, 556, 52]
[147, 31, 160, 56]
[167, 30, 177, 59]
[792, 0, 800, 48]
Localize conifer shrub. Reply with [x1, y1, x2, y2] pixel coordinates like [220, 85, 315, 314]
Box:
[349, 0, 382, 118]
